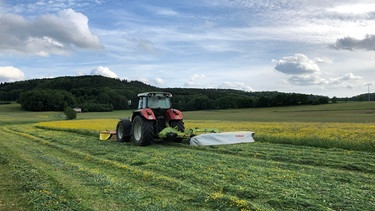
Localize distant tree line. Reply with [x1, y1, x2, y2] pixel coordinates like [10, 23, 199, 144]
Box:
[0, 75, 331, 112]
[336, 93, 375, 102]
[167, 88, 329, 111]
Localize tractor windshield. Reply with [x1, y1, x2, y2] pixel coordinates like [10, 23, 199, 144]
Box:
[147, 96, 171, 109]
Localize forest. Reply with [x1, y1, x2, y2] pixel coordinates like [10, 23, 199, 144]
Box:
[0, 75, 332, 112]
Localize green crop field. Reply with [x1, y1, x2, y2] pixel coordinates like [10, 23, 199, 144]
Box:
[0, 102, 374, 210]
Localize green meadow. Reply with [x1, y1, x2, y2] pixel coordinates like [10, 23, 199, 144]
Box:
[0, 102, 374, 210]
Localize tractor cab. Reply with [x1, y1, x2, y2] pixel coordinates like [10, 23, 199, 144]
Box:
[137, 92, 172, 109]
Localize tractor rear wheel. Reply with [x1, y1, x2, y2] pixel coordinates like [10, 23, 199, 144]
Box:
[131, 116, 154, 146]
[116, 120, 131, 142]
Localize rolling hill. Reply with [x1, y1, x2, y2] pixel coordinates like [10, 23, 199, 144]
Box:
[0, 75, 331, 111]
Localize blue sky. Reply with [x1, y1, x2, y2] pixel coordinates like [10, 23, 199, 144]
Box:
[1, 0, 375, 97]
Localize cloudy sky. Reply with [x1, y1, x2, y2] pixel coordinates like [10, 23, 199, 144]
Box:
[1, 0, 375, 97]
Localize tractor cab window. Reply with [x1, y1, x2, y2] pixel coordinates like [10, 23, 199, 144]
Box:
[138, 97, 147, 109]
[147, 96, 171, 109]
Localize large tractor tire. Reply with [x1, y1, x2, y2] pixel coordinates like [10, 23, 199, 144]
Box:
[169, 120, 185, 143]
[131, 116, 154, 146]
[116, 119, 132, 142]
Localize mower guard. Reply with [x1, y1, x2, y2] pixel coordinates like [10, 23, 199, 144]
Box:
[190, 131, 255, 146]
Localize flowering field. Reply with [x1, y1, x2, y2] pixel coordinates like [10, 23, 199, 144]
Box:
[36, 119, 375, 152]
[36, 119, 119, 136]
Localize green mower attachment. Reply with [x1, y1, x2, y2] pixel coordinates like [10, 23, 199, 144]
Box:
[100, 127, 220, 141]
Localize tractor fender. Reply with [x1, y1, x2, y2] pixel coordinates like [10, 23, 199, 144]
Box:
[133, 109, 156, 120]
[164, 109, 183, 120]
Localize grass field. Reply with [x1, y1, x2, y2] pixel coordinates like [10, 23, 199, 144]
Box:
[1, 102, 374, 210]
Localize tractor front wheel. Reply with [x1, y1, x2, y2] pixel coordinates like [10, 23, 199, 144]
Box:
[116, 119, 131, 142]
[169, 120, 185, 132]
[131, 116, 154, 146]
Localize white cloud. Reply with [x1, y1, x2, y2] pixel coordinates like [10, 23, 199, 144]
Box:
[330, 73, 362, 85]
[0, 9, 102, 56]
[76, 71, 85, 76]
[219, 81, 254, 92]
[273, 54, 366, 88]
[9, 0, 93, 14]
[331, 34, 375, 51]
[90, 66, 118, 78]
[273, 54, 327, 86]
[48, 9, 102, 49]
[143, 4, 179, 16]
[24, 36, 66, 56]
[155, 8, 178, 16]
[273, 54, 320, 75]
[0, 66, 25, 82]
[315, 57, 333, 64]
[184, 74, 207, 87]
[153, 77, 164, 86]
[135, 76, 164, 87]
[123, 37, 155, 52]
[288, 74, 328, 86]
[328, 3, 375, 14]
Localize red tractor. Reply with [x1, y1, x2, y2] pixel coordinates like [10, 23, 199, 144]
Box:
[116, 92, 185, 146]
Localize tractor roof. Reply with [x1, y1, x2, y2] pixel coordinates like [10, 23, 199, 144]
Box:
[137, 92, 172, 97]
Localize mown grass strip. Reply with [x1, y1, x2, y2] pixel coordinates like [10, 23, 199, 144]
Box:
[5, 126, 251, 210]
[0, 130, 87, 211]
[176, 142, 375, 174]
[2, 127, 197, 210]
[0, 145, 31, 211]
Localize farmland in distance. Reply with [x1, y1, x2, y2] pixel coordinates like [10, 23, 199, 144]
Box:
[0, 102, 374, 210]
